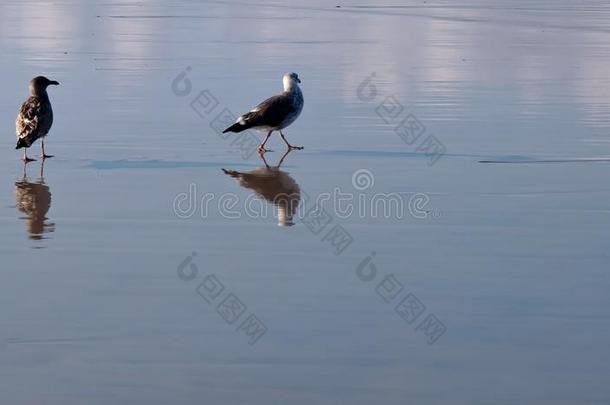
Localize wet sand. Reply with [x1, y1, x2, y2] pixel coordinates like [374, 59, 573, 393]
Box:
[1, 1, 610, 404]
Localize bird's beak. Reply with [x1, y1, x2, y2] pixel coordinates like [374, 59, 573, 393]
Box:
[49, 80, 59, 86]
[297, 78, 301, 83]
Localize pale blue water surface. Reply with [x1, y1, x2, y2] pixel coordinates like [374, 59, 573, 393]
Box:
[1, 1, 609, 404]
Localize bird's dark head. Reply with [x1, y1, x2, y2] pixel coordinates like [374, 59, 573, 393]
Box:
[29, 76, 59, 96]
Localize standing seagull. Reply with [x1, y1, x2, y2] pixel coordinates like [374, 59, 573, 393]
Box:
[223, 72, 304, 153]
[15, 76, 59, 162]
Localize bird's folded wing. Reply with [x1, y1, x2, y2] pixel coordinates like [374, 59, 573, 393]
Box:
[16, 97, 44, 138]
[241, 95, 293, 128]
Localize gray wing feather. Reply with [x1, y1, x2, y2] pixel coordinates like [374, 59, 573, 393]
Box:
[240, 95, 294, 128]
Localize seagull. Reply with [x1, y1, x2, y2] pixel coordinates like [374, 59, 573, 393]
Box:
[223, 72, 304, 153]
[15, 76, 59, 162]
[222, 150, 300, 226]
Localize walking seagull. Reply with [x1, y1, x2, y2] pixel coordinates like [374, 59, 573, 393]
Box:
[222, 72, 304, 153]
[15, 76, 59, 162]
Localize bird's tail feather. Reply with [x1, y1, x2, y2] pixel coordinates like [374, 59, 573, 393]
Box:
[15, 137, 30, 150]
[222, 168, 241, 178]
[222, 122, 249, 133]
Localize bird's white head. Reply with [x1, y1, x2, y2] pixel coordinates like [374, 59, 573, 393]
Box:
[283, 72, 301, 92]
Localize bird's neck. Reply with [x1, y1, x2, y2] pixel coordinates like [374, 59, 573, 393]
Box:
[283, 82, 301, 96]
[30, 89, 49, 99]
[283, 78, 299, 92]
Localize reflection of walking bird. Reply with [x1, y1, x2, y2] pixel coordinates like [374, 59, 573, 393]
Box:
[15, 163, 54, 240]
[222, 151, 300, 226]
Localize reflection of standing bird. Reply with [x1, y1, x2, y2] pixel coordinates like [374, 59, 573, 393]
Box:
[15, 164, 54, 240]
[222, 151, 300, 226]
[15, 76, 60, 162]
[222, 72, 304, 153]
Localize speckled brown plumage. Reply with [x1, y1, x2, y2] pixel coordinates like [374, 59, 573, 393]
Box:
[16, 95, 53, 149]
[15, 76, 59, 161]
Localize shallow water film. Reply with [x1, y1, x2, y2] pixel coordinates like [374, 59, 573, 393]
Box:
[1, 1, 610, 404]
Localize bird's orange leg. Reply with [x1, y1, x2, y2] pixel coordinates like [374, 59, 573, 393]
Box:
[279, 130, 303, 150]
[258, 130, 274, 154]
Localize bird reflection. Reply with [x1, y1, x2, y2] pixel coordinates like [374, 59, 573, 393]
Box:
[15, 162, 55, 242]
[222, 150, 300, 226]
